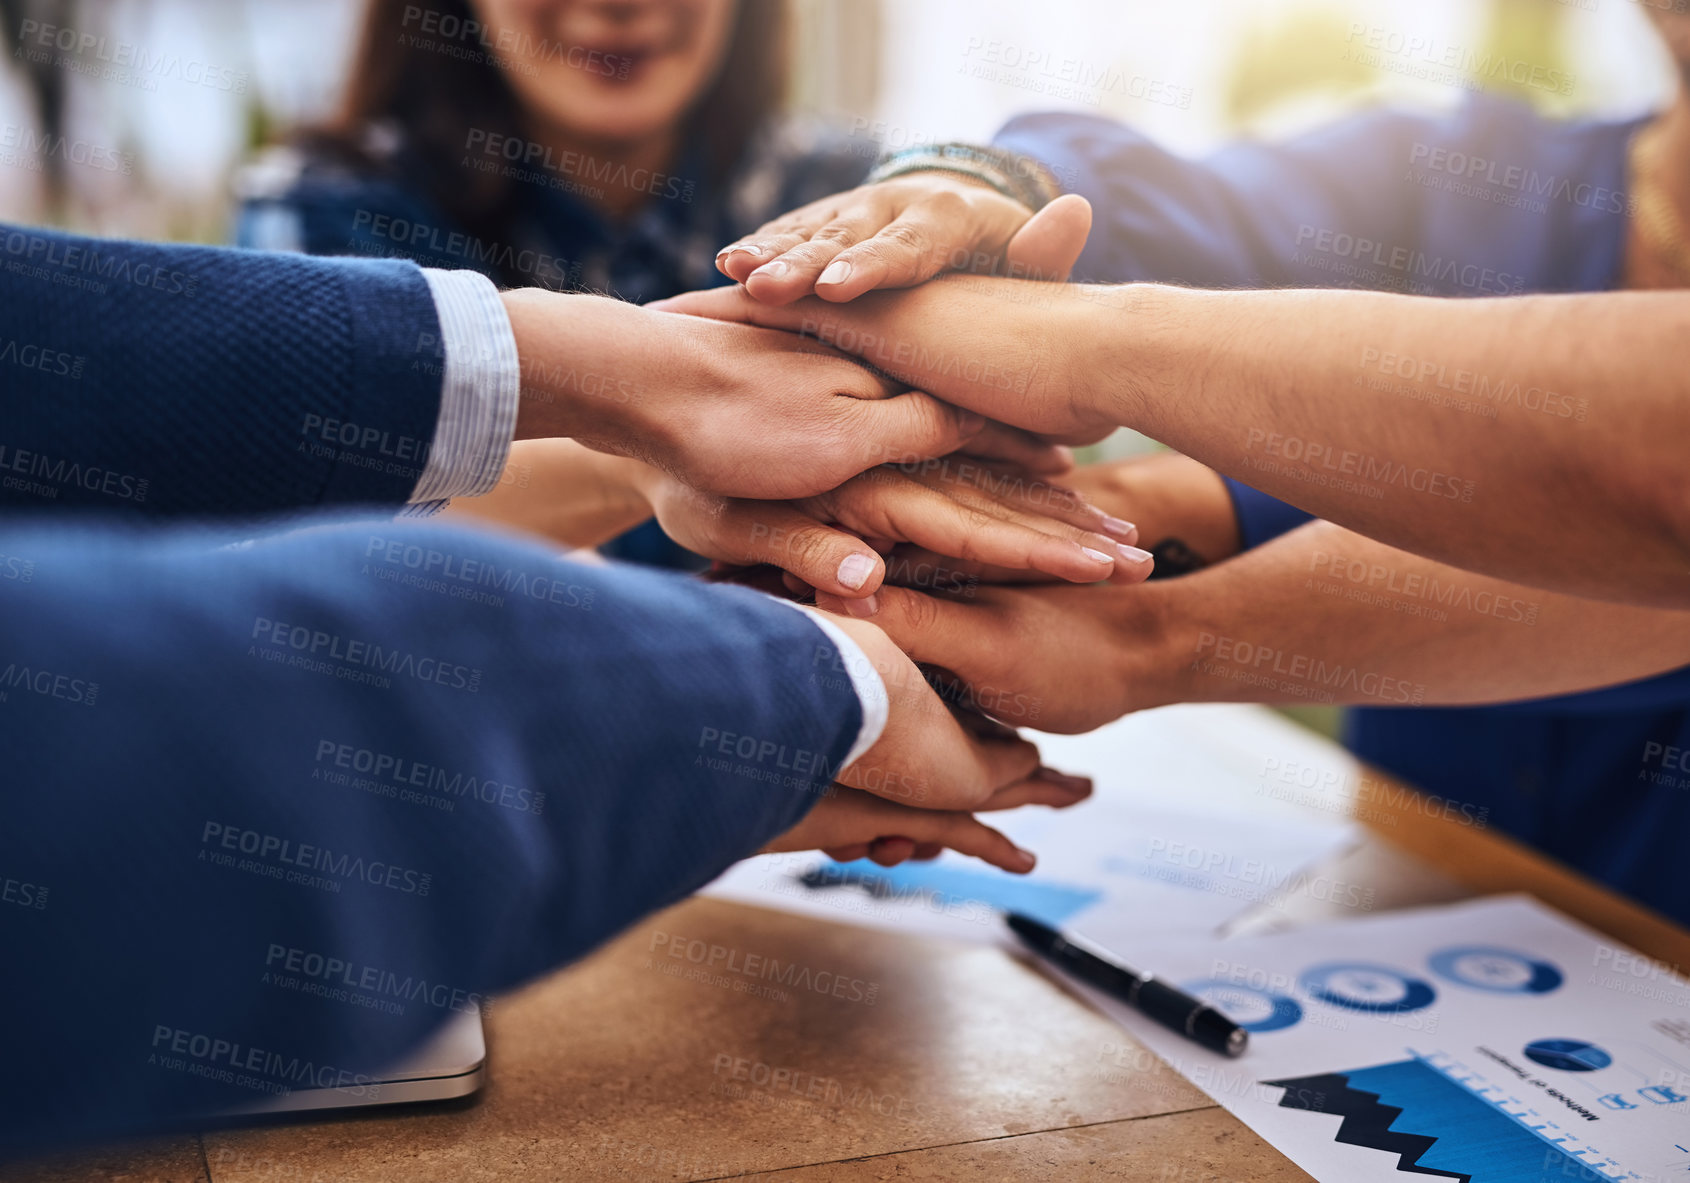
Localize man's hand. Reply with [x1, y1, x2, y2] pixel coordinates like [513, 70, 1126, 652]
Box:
[502, 289, 992, 500]
[649, 275, 1124, 445]
[818, 583, 1159, 736]
[762, 787, 1047, 874]
[714, 171, 1093, 304]
[815, 608, 1096, 805]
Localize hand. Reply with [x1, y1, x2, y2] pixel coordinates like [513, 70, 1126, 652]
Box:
[817, 582, 1163, 735]
[649, 274, 1126, 445]
[816, 609, 1096, 807]
[715, 170, 1093, 303]
[442, 438, 1141, 598]
[762, 786, 1052, 874]
[808, 756, 1093, 868]
[1063, 453, 1243, 572]
[637, 455, 1150, 601]
[881, 453, 1233, 587]
[501, 289, 991, 499]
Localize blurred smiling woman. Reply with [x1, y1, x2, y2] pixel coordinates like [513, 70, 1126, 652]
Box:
[236, 0, 872, 567]
[231, 0, 1144, 597]
[237, 0, 865, 304]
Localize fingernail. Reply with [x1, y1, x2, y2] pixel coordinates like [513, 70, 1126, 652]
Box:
[1116, 544, 1154, 566]
[1101, 516, 1137, 540]
[1081, 547, 1114, 565]
[844, 593, 880, 618]
[837, 552, 877, 591]
[1010, 847, 1037, 873]
[719, 243, 763, 259]
[754, 260, 789, 279]
[955, 410, 986, 435]
[819, 258, 852, 286]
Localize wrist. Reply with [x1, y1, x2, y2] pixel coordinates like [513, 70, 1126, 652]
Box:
[1105, 580, 1184, 715]
[1108, 579, 1203, 715]
[1085, 284, 1195, 438]
[503, 289, 641, 445]
[442, 439, 652, 547]
[898, 168, 1006, 195]
[590, 449, 658, 518]
[615, 456, 670, 515]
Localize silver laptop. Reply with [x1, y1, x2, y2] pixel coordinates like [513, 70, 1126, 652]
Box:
[226, 1010, 486, 1116]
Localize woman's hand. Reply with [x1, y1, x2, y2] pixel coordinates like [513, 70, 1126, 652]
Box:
[715, 175, 1093, 305]
[1063, 453, 1244, 570]
[449, 439, 1148, 600]
[868, 454, 1233, 590]
[637, 456, 1150, 601]
[501, 289, 990, 500]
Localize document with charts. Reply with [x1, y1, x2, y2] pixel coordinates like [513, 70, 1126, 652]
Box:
[705, 708, 1362, 948]
[1058, 896, 1690, 1183]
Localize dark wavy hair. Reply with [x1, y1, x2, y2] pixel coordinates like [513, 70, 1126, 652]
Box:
[308, 0, 789, 278]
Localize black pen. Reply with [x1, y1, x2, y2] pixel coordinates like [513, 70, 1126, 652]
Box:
[1006, 912, 1248, 1058]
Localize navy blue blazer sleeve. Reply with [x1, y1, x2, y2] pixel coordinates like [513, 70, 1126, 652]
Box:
[0, 223, 443, 515]
[0, 518, 859, 1154]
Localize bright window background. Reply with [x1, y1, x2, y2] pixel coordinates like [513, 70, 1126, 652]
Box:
[0, 0, 1676, 238]
[856, 0, 1676, 151]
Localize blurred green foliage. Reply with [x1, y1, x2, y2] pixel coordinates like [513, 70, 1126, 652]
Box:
[1220, 0, 1576, 134]
[1223, 5, 1382, 131]
[1478, 0, 1575, 110]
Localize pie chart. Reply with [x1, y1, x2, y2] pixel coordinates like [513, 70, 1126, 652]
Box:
[1523, 1038, 1612, 1072]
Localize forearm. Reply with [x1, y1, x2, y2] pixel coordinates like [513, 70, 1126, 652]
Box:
[0, 520, 859, 1152]
[670, 278, 1690, 604]
[1124, 520, 1690, 712]
[441, 438, 653, 549]
[1105, 285, 1690, 606]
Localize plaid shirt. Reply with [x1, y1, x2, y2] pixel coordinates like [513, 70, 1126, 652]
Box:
[234, 117, 875, 307]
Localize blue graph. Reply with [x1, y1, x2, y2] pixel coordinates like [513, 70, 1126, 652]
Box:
[797, 859, 1101, 926]
[1268, 1058, 1615, 1182]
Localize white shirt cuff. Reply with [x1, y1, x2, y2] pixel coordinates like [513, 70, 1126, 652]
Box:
[784, 604, 890, 771]
[410, 269, 521, 503]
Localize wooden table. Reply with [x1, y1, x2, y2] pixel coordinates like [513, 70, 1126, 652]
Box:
[12, 706, 1689, 1183]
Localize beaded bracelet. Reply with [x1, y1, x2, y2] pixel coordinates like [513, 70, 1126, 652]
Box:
[866, 142, 1062, 211]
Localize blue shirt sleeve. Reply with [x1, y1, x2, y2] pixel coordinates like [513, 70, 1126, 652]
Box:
[1222, 478, 1314, 550]
[0, 518, 860, 1154]
[996, 99, 1636, 548]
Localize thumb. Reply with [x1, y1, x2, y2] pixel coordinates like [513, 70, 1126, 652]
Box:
[835, 391, 986, 472]
[647, 287, 798, 329]
[847, 584, 987, 674]
[711, 502, 886, 597]
[1004, 194, 1092, 283]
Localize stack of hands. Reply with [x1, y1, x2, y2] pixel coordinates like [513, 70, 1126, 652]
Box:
[449, 179, 1157, 876]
